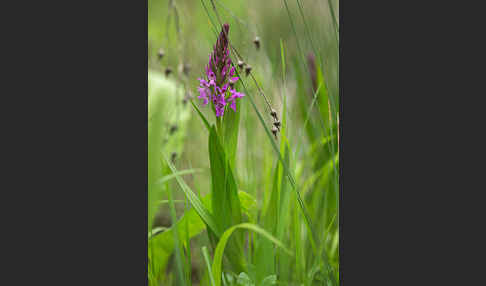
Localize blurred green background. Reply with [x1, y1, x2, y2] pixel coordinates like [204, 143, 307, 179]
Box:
[148, 0, 339, 284]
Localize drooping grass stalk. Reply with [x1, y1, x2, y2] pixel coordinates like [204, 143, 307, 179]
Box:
[198, 2, 328, 274]
[236, 69, 319, 256]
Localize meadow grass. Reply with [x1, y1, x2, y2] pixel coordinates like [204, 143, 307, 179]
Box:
[148, 0, 339, 285]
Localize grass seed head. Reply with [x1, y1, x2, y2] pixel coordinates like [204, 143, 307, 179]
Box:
[253, 36, 260, 50]
[271, 126, 278, 138]
[169, 125, 178, 134]
[245, 65, 252, 76]
[165, 67, 172, 77]
[270, 108, 278, 120]
[158, 48, 165, 60]
[237, 60, 245, 69]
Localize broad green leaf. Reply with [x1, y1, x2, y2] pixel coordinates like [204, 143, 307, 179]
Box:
[208, 125, 245, 272]
[209, 125, 242, 230]
[148, 191, 258, 283]
[148, 193, 211, 283]
[211, 223, 292, 286]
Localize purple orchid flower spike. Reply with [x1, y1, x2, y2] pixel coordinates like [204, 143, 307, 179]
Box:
[197, 23, 245, 117]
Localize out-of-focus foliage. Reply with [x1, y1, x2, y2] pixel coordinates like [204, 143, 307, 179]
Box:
[148, 0, 339, 285]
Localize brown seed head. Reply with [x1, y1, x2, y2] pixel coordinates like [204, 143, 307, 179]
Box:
[169, 125, 178, 134]
[158, 49, 165, 60]
[237, 60, 245, 69]
[271, 126, 278, 138]
[165, 67, 172, 77]
[245, 65, 252, 76]
[270, 109, 278, 120]
[253, 36, 260, 50]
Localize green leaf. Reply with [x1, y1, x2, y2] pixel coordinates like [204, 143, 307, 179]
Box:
[209, 125, 242, 229]
[148, 192, 211, 283]
[237, 191, 257, 222]
[163, 154, 221, 236]
[211, 223, 292, 286]
[202, 246, 217, 286]
[261, 275, 277, 286]
[154, 169, 202, 186]
[236, 272, 254, 286]
[191, 99, 211, 131]
[148, 191, 257, 283]
[222, 100, 240, 169]
[208, 125, 244, 272]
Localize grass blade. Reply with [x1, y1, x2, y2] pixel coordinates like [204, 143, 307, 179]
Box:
[163, 153, 221, 237]
[202, 246, 217, 286]
[211, 223, 292, 286]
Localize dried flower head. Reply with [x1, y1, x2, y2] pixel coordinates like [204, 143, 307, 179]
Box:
[197, 23, 245, 117]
